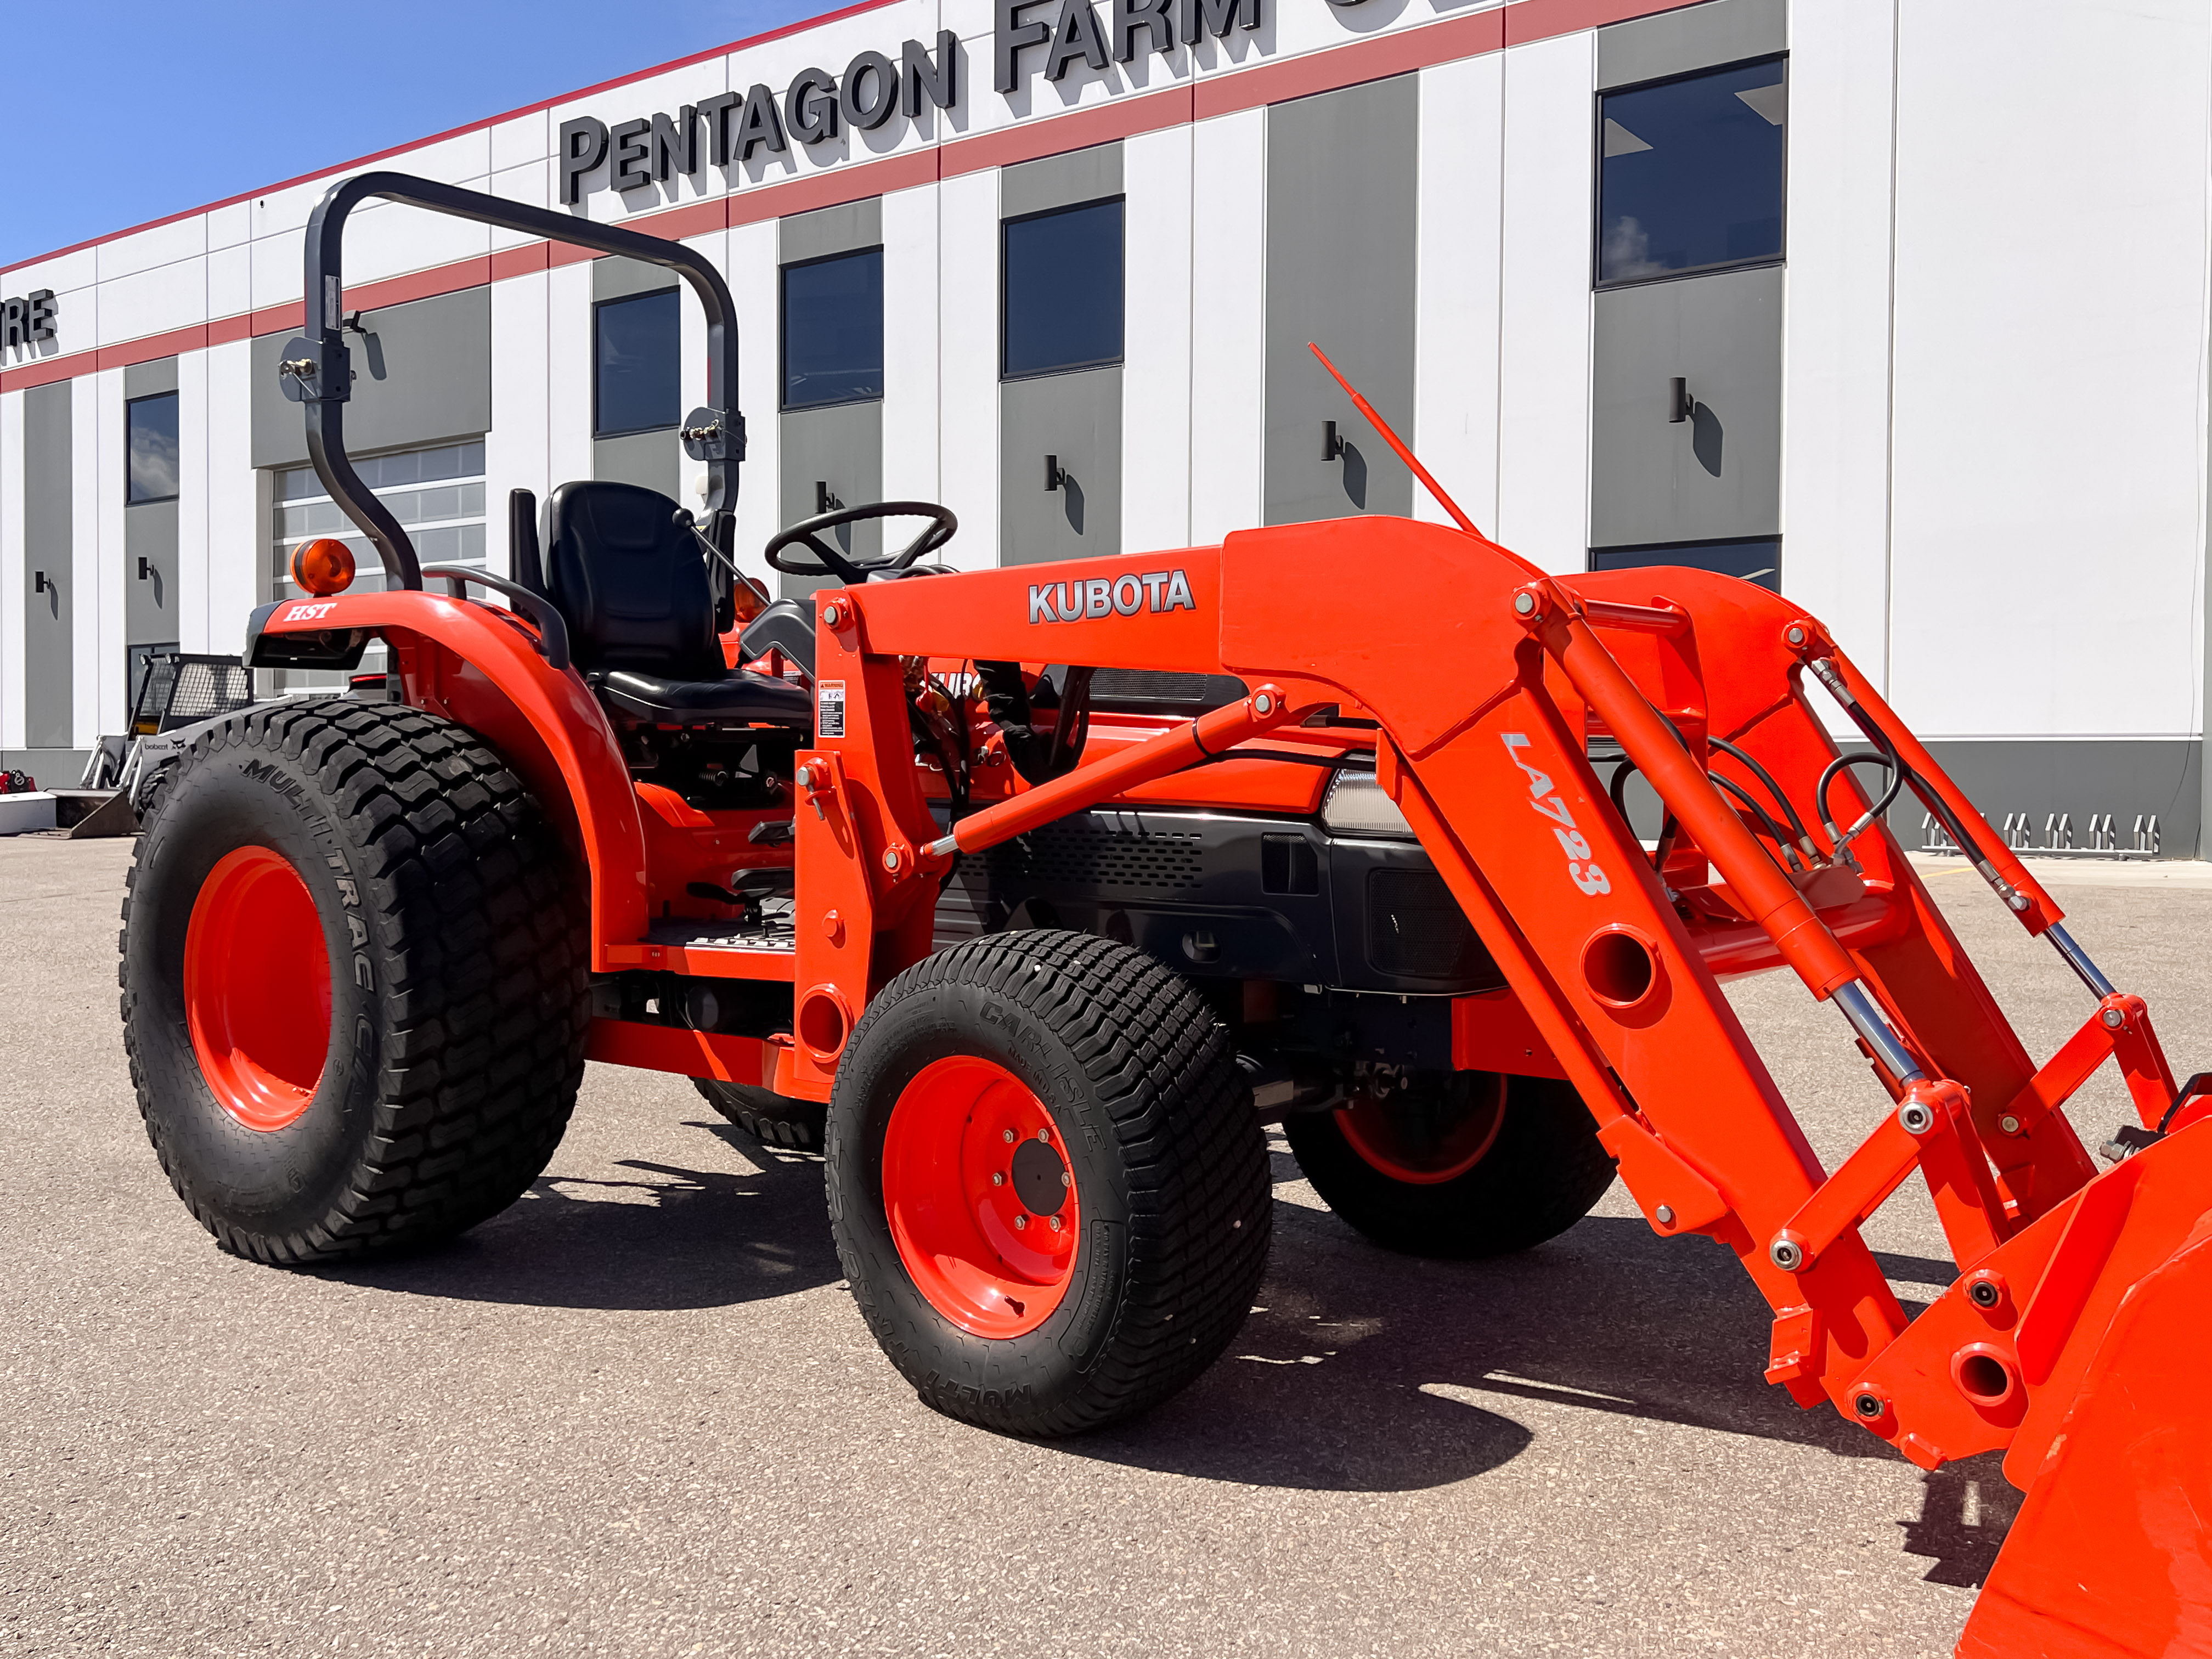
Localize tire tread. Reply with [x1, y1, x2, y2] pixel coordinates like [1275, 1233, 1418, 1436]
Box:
[120, 700, 585, 1266]
[829, 930, 1271, 1436]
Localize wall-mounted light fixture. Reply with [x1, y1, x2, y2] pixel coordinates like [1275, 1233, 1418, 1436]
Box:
[1044, 455, 1069, 492]
[33, 571, 50, 593]
[1668, 376, 1696, 424]
[1323, 419, 1347, 460]
[815, 480, 843, 514]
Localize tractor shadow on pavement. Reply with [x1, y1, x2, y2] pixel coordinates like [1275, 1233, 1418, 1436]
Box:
[314, 1123, 839, 1313]
[1062, 1148, 1923, 1495]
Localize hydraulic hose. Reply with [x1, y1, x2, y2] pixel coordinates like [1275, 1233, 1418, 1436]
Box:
[1814, 750, 1905, 856]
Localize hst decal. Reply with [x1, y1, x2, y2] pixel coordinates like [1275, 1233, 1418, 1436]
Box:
[1028, 569, 1196, 624]
[283, 602, 340, 622]
[1502, 732, 1611, 896]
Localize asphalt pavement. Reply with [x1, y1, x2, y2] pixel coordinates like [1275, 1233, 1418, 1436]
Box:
[6, 834, 2208, 1658]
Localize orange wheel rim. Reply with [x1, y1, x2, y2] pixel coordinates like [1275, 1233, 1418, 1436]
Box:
[1334, 1074, 1507, 1185]
[183, 846, 333, 1132]
[881, 1056, 1079, 1338]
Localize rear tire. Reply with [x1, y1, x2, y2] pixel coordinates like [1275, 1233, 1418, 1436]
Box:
[827, 930, 1270, 1436]
[691, 1079, 826, 1152]
[119, 701, 587, 1264]
[1283, 1071, 1614, 1259]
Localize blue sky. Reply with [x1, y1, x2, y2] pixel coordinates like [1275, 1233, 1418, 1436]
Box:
[3, 0, 827, 269]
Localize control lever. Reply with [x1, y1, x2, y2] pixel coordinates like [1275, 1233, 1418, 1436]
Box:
[674, 508, 769, 622]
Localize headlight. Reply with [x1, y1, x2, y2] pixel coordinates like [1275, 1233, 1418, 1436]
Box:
[1320, 768, 1415, 839]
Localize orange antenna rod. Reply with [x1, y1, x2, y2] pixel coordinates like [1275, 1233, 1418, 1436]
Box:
[1307, 341, 1486, 541]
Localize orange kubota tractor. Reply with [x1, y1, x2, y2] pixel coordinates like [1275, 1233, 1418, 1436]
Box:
[121, 173, 2212, 1656]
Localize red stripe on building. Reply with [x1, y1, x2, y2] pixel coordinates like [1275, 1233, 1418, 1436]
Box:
[1, 348, 97, 392]
[490, 242, 551, 281]
[95, 324, 210, 372]
[1504, 0, 1705, 47]
[727, 148, 941, 227]
[940, 87, 1197, 179]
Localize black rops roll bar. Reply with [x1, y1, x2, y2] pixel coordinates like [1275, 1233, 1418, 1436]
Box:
[281, 170, 743, 593]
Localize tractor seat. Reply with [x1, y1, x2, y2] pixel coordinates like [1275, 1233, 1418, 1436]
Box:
[541, 480, 811, 729]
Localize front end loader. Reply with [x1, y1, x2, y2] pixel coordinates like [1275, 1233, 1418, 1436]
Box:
[119, 172, 2212, 1655]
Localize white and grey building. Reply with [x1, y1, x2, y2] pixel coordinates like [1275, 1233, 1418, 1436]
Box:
[3, 0, 2209, 852]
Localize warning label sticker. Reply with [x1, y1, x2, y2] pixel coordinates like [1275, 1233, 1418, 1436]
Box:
[817, 680, 846, 738]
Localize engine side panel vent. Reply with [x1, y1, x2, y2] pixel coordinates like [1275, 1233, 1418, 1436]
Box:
[986, 822, 1205, 892]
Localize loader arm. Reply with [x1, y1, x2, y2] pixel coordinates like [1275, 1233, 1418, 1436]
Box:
[785, 513, 2212, 1655]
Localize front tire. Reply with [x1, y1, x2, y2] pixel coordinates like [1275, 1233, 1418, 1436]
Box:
[827, 931, 1271, 1436]
[120, 701, 588, 1264]
[1283, 1071, 1614, 1259]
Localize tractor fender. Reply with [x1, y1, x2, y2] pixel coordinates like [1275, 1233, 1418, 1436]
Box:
[252, 590, 648, 966]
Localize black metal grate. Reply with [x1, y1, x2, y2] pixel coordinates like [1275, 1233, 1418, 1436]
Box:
[163, 659, 254, 727]
[1086, 668, 1249, 715]
[132, 652, 252, 734]
[1366, 868, 1487, 980]
[985, 821, 1205, 892]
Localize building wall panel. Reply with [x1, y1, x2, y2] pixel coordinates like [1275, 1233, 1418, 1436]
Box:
[250, 287, 493, 471]
[1188, 108, 1266, 548]
[1001, 365, 1122, 562]
[22, 381, 73, 749]
[93, 368, 127, 737]
[937, 168, 1000, 568]
[1494, 29, 1593, 574]
[0, 390, 24, 750]
[1262, 74, 1419, 527]
[97, 216, 208, 284]
[728, 218, 784, 587]
[1121, 122, 1195, 554]
[1887, 0, 2211, 742]
[175, 347, 210, 652]
[202, 340, 259, 654]
[487, 269, 553, 580]
[70, 374, 103, 747]
[880, 183, 944, 516]
[1413, 51, 1505, 534]
[1780, 0, 1897, 697]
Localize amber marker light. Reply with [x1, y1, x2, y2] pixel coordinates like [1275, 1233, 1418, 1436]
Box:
[290, 538, 356, 596]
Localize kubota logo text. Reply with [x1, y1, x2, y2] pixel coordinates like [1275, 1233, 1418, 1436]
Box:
[1502, 732, 1610, 896]
[284, 602, 338, 622]
[1028, 569, 1195, 624]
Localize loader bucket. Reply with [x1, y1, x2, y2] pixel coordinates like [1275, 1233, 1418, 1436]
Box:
[1958, 1124, 2212, 1658]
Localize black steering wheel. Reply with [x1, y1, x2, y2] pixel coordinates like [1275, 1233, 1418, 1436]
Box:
[764, 500, 959, 586]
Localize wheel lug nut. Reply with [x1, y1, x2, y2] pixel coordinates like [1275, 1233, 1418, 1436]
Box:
[1036, 1128, 1051, 1143]
[1002, 1128, 1015, 1143]
[1048, 1215, 1063, 1232]
[991, 1171, 1005, 1186]
[1014, 1214, 1028, 1230]
[1060, 1171, 1071, 1188]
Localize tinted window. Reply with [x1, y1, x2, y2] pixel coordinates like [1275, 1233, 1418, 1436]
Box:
[1003, 198, 1124, 380]
[781, 248, 884, 410]
[126, 392, 179, 504]
[595, 289, 680, 437]
[1598, 59, 1786, 286]
[1589, 536, 1780, 592]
